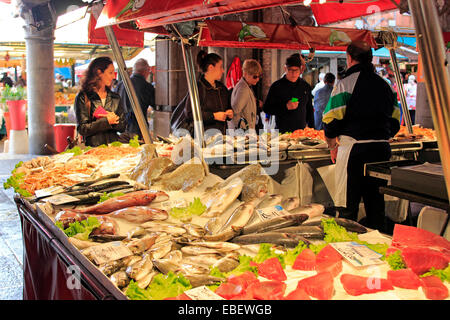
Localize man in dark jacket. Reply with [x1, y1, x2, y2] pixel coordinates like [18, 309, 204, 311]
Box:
[114, 58, 155, 138]
[323, 41, 400, 232]
[0, 72, 13, 88]
[263, 54, 314, 133]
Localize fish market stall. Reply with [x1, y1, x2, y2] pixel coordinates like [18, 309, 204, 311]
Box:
[8, 141, 450, 300]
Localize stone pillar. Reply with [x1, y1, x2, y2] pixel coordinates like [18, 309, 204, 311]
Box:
[20, 1, 56, 155]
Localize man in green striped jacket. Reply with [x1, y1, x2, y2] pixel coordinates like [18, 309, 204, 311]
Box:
[322, 41, 400, 232]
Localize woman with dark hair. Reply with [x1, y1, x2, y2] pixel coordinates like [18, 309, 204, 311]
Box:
[182, 50, 233, 135]
[322, 41, 401, 232]
[74, 56, 126, 147]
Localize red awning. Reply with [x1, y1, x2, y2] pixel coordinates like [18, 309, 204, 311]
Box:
[97, 0, 305, 29]
[310, 0, 399, 26]
[88, 14, 144, 47]
[98, 0, 400, 29]
[199, 20, 377, 51]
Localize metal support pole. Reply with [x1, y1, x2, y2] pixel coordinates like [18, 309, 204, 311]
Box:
[104, 26, 153, 144]
[389, 48, 414, 134]
[408, 0, 450, 201]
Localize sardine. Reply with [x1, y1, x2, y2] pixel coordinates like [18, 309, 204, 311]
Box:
[127, 226, 147, 240]
[202, 229, 241, 242]
[99, 260, 125, 276]
[302, 217, 367, 233]
[184, 275, 225, 288]
[256, 194, 283, 210]
[241, 214, 309, 235]
[153, 258, 181, 274]
[202, 178, 243, 218]
[164, 250, 183, 263]
[271, 226, 325, 239]
[187, 241, 241, 252]
[155, 161, 205, 192]
[281, 197, 300, 211]
[71, 190, 169, 215]
[108, 206, 168, 223]
[126, 254, 153, 280]
[181, 246, 221, 256]
[126, 235, 157, 254]
[213, 254, 240, 273]
[142, 222, 187, 236]
[148, 239, 173, 259]
[110, 271, 130, 288]
[137, 270, 157, 289]
[231, 232, 311, 248]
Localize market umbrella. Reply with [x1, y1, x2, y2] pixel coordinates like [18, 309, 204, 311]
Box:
[373, 47, 408, 60]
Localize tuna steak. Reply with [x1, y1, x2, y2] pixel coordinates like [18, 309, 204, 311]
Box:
[387, 269, 422, 290]
[296, 272, 334, 300]
[340, 274, 394, 296]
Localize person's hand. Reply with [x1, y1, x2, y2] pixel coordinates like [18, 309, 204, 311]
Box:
[286, 100, 299, 110]
[330, 146, 338, 164]
[326, 137, 339, 164]
[106, 112, 119, 125]
[213, 112, 228, 122]
[225, 109, 234, 119]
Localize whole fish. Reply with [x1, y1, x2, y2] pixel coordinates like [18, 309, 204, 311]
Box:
[164, 250, 183, 264]
[131, 157, 175, 186]
[152, 258, 181, 274]
[241, 175, 269, 202]
[302, 217, 367, 234]
[142, 222, 187, 236]
[217, 201, 256, 234]
[70, 190, 169, 215]
[181, 246, 221, 256]
[126, 254, 154, 281]
[148, 239, 173, 259]
[155, 161, 205, 192]
[127, 226, 147, 240]
[108, 206, 168, 223]
[288, 203, 324, 218]
[183, 223, 206, 238]
[126, 235, 158, 254]
[68, 237, 101, 250]
[110, 271, 129, 288]
[202, 229, 241, 242]
[187, 241, 241, 252]
[281, 197, 300, 211]
[202, 178, 244, 218]
[137, 271, 157, 289]
[183, 275, 225, 288]
[231, 232, 311, 248]
[129, 144, 158, 180]
[256, 194, 283, 210]
[271, 226, 325, 239]
[89, 234, 127, 242]
[99, 260, 125, 277]
[182, 254, 222, 268]
[241, 214, 309, 235]
[122, 255, 143, 268]
[212, 253, 240, 273]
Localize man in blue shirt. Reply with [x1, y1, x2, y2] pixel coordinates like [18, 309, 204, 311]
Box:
[313, 73, 335, 130]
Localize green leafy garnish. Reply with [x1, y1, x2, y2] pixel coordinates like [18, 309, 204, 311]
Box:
[56, 216, 101, 241]
[129, 135, 140, 148]
[125, 280, 152, 300]
[3, 161, 32, 197]
[169, 198, 206, 222]
[147, 272, 192, 300]
[61, 146, 83, 156]
[97, 191, 125, 204]
[309, 243, 328, 255]
[253, 243, 286, 268]
[110, 141, 122, 147]
[386, 250, 406, 270]
[283, 241, 308, 266]
[421, 265, 450, 283]
[227, 255, 258, 277]
[322, 218, 359, 243]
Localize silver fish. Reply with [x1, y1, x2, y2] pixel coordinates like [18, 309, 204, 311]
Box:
[137, 270, 157, 289]
[302, 217, 367, 233]
[217, 201, 256, 234]
[184, 274, 225, 288]
[126, 235, 157, 254]
[241, 175, 269, 202]
[281, 197, 300, 211]
[202, 229, 241, 242]
[126, 254, 153, 281]
[231, 232, 310, 248]
[99, 259, 125, 276]
[202, 178, 243, 218]
[180, 263, 210, 275]
[68, 237, 101, 250]
[164, 250, 183, 263]
[148, 240, 173, 259]
[110, 271, 129, 288]
[204, 217, 224, 235]
[108, 206, 168, 223]
[212, 254, 240, 273]
[271, 226, 325, 239]
[142, 222, 187, 236]
[181, 246, 221, 256]
[188, 241, 241, 252]
[182, 254, 222, 268]
[183, 223, 206, 238]
[127, 226, 147, 240]
[122, 255, 143, 267]
[152, 258, 181, 274]
[256, 194, 283, 210]
[242, 214, 309, 235]
[131, 157, 176, 186]
[288, 203, 324, 218]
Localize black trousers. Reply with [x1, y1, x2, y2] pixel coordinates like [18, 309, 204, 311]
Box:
[338, 142, 391, 231]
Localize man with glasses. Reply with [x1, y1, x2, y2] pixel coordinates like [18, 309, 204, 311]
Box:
[263, 53, 314, 133]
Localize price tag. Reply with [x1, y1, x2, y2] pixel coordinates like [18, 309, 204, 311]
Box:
[184, 286, 225, 300]
[255, 205, 290, 222]
[35, 185, 65, 198]
[330, 242, 384, 268]
[43, 193, 80, 205]
[88, 241, 133, 265]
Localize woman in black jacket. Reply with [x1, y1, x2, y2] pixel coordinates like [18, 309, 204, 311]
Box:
[184, 50, 233, 135]
[74, 56, 126, 147]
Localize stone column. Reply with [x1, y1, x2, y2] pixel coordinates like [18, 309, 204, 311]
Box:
[20, 0, 56, 154]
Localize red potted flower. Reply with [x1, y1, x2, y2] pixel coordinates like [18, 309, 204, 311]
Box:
[2, 85, 27, 131]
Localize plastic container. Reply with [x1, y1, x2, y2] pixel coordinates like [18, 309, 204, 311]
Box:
[54, 123, 76, 153]
[6, 100, 27, 130]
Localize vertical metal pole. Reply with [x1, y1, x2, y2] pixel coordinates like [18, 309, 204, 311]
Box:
[408, 0, 450, 201]
[104, 26, 153, 144]
[389, 48, 413, 134]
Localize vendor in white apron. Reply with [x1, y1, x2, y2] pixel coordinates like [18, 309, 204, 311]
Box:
[322, 41, 401, 232]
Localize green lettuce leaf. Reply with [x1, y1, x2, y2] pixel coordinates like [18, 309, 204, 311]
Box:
[147, 272, 192, 300]
[126, 280, 152, 300]
[322, 218, 359, 243]
[227, 255, 258, 277]
[421, 265, 450, 282]
[283, 241, 308, 266]
[386, 250, 406, 270]
[309, 243, 328, 255]
[110, 141, 123, 147]
[59, 216, 101, 241]
[129, 135, 140, 148]
[97, 191, 125, 204]
[169, 197, 206, 222]
[253, 243, 286, 268]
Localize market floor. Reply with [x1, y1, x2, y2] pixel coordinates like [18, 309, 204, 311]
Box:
[0, 140, 39, 300]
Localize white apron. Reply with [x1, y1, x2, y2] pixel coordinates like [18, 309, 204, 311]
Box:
[334, 135, 389, 207]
